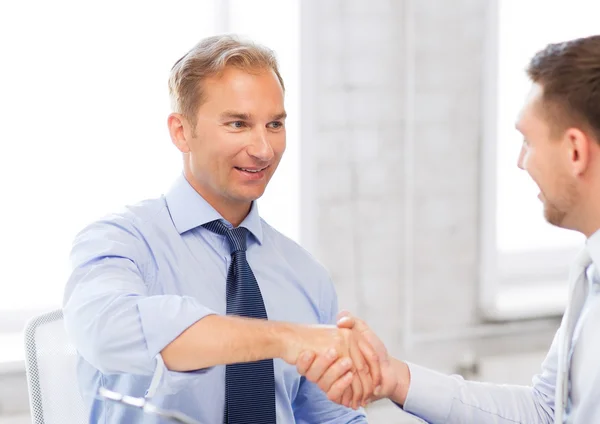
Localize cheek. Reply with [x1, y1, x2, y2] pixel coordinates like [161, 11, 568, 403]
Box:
[522, 148, 543, 176]
[190, 144, 228, 181]
[272, 134, 286, 156]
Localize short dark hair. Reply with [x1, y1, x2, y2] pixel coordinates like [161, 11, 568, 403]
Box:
[527, 35, 600, 141]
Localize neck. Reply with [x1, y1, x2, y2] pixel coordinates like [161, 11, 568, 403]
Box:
[216, 202, 251, 228]
[576, 169, 600, 238]
[578, 220, 600, 239]
[568, 209, 600, 239]
[183, 171, 251, 227]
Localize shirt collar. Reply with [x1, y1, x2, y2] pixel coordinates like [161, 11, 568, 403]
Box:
[586, 229, 600, 273]
[165, 174, 263, 244]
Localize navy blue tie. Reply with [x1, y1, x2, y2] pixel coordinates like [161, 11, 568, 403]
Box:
[203, 220, 276, 424]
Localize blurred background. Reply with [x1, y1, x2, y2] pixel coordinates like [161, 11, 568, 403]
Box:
[0, 0, 598, 422]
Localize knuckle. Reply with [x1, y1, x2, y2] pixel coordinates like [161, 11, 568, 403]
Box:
[340, 358, 352, 369]
[306, 370, 319, 382]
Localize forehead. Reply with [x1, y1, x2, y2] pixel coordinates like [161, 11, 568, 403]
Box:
[200, 67, 284, 110]
[516, 83, 544, 133]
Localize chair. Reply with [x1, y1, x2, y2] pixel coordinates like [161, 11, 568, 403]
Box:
[23, 309, 87, 424]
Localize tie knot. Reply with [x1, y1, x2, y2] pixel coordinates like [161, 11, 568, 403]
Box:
[203, 220, 248, 254]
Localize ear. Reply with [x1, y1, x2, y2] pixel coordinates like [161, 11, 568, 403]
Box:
[566, 128, 591, 176]
[168, 113, 191, 153]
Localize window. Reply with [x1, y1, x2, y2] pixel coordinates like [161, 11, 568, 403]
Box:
[480, 0, 597, 320]
[0, 0, 299, 333]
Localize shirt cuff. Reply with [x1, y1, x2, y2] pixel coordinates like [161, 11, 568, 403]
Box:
[137, 294, 217, 397]
[146, 353, 210, 398]
[402, 362, 459, 423]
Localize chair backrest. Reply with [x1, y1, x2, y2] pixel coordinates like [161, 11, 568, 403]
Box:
[23, 309, 87, 424]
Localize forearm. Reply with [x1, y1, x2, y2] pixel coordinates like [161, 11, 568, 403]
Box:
[161, 315, 295, 371]
[397, 363, 553, 424]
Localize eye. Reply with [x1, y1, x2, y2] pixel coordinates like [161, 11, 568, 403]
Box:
[228, 121, 247, 129]
[268, 121, 284, 130]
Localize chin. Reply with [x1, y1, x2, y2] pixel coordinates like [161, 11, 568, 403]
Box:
[543, 206, 567, 228]
[236, 188, 267, 203]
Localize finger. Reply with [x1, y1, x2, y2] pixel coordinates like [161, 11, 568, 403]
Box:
[341, 386, 353, 408]
[305, 348, 338, 383]
[316, 357, 353, 392]
[337, 310, 352, 321]
[350, 337, 370, 408]
[353, 317, 369, 332]
[296, 351, 316, 376]
[350, 368, 363, 410]
[326, 371, 354, 404]
[337, 316, 355, 329]
[358, 338, 382, 396]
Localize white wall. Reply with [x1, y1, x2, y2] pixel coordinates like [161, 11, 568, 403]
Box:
[300, 0, 558, 421]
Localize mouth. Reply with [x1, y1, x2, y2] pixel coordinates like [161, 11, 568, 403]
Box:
[234, 165, 269, 180]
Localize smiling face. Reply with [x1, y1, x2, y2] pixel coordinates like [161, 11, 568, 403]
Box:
[169, 65, 286, 223]
[515, 35, 600, 236]
[516, 83, 580, 229]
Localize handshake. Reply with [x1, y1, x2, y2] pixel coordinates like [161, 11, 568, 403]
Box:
[281, 311, 410, 410]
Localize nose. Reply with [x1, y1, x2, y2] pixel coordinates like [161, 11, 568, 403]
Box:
[517, 145, 526, 170]
[247, 128, 275, 163]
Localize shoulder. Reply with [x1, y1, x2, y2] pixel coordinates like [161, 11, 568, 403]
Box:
[79, 196, 169, 237]
[70, 196, 170, 264]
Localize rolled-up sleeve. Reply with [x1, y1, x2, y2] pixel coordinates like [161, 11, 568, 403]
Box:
[62, 217, 216, 396]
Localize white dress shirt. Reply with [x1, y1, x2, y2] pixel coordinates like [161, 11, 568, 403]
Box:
[400, 230, 600, 424]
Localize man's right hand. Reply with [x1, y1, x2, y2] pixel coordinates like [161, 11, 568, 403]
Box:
[294, 313, 411, 408]
[280, 323, 382, 410]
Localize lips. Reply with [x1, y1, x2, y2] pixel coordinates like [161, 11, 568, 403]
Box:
[236, 167, 265, 173]
[234, 166, 269, 180]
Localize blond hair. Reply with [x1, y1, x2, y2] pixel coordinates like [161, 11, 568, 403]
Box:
[168, 34, 285, 127]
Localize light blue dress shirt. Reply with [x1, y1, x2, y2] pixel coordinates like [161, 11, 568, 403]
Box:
[400, 231, 600, 424]
[63, 175, 366, 424]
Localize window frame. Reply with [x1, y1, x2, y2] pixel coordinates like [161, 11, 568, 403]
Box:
[478, 0, 580, 321]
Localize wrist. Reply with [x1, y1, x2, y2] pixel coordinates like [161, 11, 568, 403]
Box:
[388, 358, 411, 406]
[268, 321, 302, 364]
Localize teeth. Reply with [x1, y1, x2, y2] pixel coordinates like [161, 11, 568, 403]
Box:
[240, 168, 261, 173]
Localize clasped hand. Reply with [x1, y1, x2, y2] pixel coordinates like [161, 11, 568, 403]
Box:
[286, 311, 394, 410]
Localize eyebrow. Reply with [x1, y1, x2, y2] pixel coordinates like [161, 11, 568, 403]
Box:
[220, 111, 251, 121]
[219, 111, 287, 121]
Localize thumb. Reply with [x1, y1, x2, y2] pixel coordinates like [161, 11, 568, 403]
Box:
[337, 316, 356, 329]
[337, 310, 352, 321]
